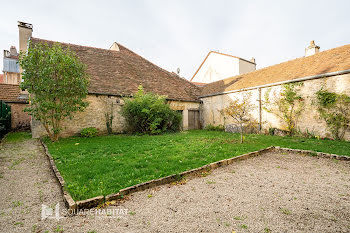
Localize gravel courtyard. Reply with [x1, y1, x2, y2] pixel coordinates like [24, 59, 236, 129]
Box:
[0, 137, 349, 233]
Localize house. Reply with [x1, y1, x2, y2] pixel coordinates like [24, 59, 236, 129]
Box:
[15, 22, 350, 140]
[16, 22, 202, 138]
[191, 51, 256, 84]
[199, 41, 350, 139]
[3, 46, 21, 84]
[0, 44, 30, 130]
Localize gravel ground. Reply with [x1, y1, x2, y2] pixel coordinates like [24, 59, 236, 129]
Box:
[0, 137, 349, 233]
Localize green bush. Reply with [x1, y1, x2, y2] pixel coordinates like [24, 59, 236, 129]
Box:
[80, 127, 98, 137]
[205, 124, 225, 131]
[315, 88, 350, 140]
[121, 86, 182, 134]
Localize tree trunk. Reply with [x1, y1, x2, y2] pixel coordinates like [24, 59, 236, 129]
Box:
[240, 123, 244, 143]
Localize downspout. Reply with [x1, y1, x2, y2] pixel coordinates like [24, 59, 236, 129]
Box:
[258, 88, 262, 134]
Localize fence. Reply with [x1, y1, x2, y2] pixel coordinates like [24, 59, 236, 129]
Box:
[0, 101, 11, 138]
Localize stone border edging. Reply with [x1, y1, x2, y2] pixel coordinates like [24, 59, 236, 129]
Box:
[39, 140, 350, 211]
[273, 146, 350, 161]
[39, 139, 77, 211]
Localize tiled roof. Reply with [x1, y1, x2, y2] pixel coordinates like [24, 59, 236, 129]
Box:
[30, 38, 201, 102]
[0, 84, 26, 103]
[201, 44, 350, 96]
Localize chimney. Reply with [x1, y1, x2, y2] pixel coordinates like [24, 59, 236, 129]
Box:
[3, 50, 10, 58]
[9, 46, 18, 56]
[305, 40, 320, 57]
[18, 21, 33, 52]
[250, 57, 256, 63]
[109, 42, 120, 51]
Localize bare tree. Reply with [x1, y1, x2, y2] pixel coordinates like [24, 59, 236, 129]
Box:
[222, 93, 255, 143]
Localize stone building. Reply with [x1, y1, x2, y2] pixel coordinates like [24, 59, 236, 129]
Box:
[15, 22, 350, 140]
[199, 41, 350, 140]
[18, 23, 201, 138]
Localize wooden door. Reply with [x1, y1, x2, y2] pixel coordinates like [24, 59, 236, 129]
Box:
[188, 110, 200, 130]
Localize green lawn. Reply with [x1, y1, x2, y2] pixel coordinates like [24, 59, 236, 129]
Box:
[45, 130, 350, 200]
[2, 132, 32, 143]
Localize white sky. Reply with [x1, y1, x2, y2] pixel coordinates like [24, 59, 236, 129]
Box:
[1, 0, 349, 79]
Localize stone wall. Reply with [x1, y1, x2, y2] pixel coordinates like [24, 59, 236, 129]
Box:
[168, 100, 201, 130]
[32, 95, 126, 138]
[8, 103, 31, 129]
[31, 95, 201, 138]
[201, 73, 350, 140]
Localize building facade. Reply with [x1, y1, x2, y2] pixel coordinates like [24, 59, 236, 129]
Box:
[15, 22, 350, 140]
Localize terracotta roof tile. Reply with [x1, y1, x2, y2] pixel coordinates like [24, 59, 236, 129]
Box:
[30, 38, 201, 102]
[0, 84, 26, 102]
[201, 44, 350, 96]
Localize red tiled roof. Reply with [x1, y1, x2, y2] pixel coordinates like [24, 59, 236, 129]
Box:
[201, 44, 350, 96]
[0, 84, 26, 103]
[30, 38, 201, 102]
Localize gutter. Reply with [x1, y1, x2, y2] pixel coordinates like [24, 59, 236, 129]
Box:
[89, 92, 201, 103]
[199, 69, 350, 98]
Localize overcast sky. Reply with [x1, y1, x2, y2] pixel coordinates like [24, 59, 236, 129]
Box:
[1, 0, 349, 79]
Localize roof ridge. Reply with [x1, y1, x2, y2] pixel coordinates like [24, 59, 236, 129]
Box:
[31, 37, 121, 53]
[210, 51, 256, 64]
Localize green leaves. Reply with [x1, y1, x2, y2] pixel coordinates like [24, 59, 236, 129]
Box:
[121, 85, 182, 134]
[316, 88, 338, 107]
[19, 42, 89, 141]
[315, 88, 350, 140]
[264, 83, 304, 136]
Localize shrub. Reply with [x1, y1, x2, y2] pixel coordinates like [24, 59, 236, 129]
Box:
[315, 88, 350, 140]
[205, 124, 225, 131]
[268, 127, 276, 136]
[121, 86, 182, 134]
[264, 83, 304, 136]
[80, 127, 98, 137]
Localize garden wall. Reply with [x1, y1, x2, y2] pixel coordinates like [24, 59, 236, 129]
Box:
[31, 95, 201, 138]
[8, 103, 31, 130]
[201, 73, 350, 140]
[32, 95, 126, 138]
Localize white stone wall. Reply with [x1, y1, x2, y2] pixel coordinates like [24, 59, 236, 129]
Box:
[192, 52, 256, 84]
[192, 53, 237, 83]
[201, 73, 350, 140]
